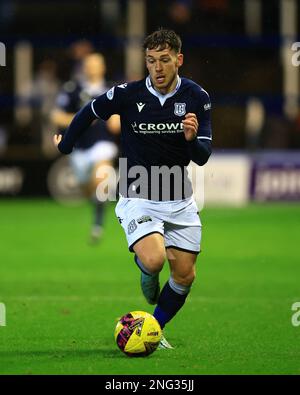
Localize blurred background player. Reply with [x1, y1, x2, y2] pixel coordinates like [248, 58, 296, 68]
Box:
[51, 53, 120, 243]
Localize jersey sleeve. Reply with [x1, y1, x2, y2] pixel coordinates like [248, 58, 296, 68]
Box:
[195, 88, 212, 142]
[57, 83, 128, 154]
[186, 86, 212, 166]
[90, 83, 127, 120]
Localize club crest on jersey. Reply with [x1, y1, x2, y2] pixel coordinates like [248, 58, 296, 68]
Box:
[128, 219, 137, 235]
[106, 87, 115, 100]
[174, 103, 186, 116]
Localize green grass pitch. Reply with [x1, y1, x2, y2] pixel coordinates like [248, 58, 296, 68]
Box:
[0, 199, 299, 375]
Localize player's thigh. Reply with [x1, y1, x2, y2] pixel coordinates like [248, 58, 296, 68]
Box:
[133, 233, 166, 272]
[115, 198, 165, 271]
[164, 223, 201, 255]
[167, 247, 198, 286]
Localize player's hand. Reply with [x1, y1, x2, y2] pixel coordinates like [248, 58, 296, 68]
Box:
[53, 133, 62, 148]
[183, 113, 198, 141]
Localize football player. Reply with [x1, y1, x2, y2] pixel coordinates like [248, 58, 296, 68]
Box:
[52, 53, 120, 242]
[54, 29, 212, 348]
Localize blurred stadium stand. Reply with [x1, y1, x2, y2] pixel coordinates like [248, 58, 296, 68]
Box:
[0, 0, 300, 202]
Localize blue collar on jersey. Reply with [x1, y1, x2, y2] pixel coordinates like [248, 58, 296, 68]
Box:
[145, 75, 182, 106]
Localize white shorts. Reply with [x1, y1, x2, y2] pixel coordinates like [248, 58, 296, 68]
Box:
[115, 196, 202, 254]
[70, 141, 118, 184]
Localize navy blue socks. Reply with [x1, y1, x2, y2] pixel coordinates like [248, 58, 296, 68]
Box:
[154, 277, 191, 329]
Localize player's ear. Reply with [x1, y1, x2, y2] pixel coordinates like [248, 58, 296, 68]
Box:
[177, 53, 183, 68]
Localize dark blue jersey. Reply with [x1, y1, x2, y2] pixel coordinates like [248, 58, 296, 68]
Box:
[92, 76, 212, 199]
[58, 76, 212, 200]
[55, 80, 116, 149]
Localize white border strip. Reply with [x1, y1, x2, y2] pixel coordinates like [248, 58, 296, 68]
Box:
[197, 136, 212, 140]
[91, 99, 100, 118]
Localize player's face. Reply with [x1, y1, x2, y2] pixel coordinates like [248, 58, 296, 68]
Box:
[83, 55, 106, 82]
[145, 46, 183, 94]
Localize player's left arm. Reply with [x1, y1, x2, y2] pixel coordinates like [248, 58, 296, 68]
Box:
[184, 88, 212, 166]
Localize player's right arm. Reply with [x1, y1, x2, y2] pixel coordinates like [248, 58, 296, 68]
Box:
[54, 85, 125, 154]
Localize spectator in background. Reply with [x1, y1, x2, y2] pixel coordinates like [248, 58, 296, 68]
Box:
[149, 1, 192, 36]
[168, 0, 192, 27]
[51, 53, 120, 243]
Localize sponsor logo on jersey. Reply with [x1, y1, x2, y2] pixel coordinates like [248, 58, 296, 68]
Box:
[106, 87, 115, 100]
[204, 103, 211, 111]
[117, 83, 128, 89]
[174, 102, 186, 116]
[136, 102, 146, 112]
[131, 122, 183, 134]
[137, 215, 152, 224]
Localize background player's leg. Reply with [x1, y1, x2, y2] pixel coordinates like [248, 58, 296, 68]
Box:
[153, 248, 197, 329]
[89, 160, 112, 242]
[133, 233, 166, 304]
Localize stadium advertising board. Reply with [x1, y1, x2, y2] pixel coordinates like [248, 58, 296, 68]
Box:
[200, 154, 251, 207]
[0, 160, 51, 196]
[251, 151, 300, 201]
[2, 151, 300, 203]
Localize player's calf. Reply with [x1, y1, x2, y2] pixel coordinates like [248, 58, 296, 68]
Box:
[153, 275, 192, 329]
[134, 254, 161, 305]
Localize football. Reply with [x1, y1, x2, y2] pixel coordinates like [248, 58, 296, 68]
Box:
[114, 311, 162, 357]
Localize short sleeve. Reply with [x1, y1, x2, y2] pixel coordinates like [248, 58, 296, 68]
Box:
[195, 88, 212, 141]
[91, 83, 128, 120]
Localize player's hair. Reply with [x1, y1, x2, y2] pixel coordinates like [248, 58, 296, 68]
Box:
[143, 28, 182, 53]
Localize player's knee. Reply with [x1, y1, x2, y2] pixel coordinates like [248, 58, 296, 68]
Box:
[140, 253, 165, 274]
[172, 269, 196, 287]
